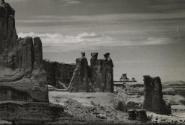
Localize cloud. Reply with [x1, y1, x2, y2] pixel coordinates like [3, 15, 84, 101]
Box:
[7, 0, 80, 3]
[7, 0, 81, 6]
[62, 0, 81, 5]
[16, 13, 185, 29]
[18, 32, 111, 44]
[18, 32, 114, 51]
[7, 0, 27, 2]
[145, 37, 172, 45]
[18, 32, 175, 52]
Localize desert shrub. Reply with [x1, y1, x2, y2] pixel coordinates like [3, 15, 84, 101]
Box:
[113, 89, 127, 112]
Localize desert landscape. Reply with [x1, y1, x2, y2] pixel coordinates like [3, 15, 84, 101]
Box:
[0, 0, 185, 125]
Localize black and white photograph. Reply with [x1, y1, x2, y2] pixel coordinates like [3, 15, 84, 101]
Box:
[0, 0, 185, 124]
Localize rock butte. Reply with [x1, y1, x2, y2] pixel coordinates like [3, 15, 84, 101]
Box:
[0, 1, 63, 122]
[143, 75, 171, 115]
[0, 0, 114, 122]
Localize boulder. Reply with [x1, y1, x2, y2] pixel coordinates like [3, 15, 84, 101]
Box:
[126, 101, 142, 110]
[136, 109, 148, 122]
[128, 109, 136, 120]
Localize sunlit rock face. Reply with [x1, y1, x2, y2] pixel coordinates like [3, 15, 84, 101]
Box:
[143, 75, 171, 115]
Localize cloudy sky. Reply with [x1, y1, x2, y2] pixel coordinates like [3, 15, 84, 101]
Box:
[8, 0, 185, 82]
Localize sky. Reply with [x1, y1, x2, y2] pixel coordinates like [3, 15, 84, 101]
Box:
[7, 0, 185, 82]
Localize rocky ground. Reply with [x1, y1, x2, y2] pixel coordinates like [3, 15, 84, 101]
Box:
[0, 120, 12, 125]
[49, 92, 128, 122]
[49, 80, 185, 124]
[1, 81, 185, 125]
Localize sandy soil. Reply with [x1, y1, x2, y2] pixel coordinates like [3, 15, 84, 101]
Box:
[49, 92, 115, 107]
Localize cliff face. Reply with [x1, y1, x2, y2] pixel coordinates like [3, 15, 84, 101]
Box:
[0, 4, 16, 50]
[43, 60, 76, 88]
[0, 3, 17, 63]
[0, 2, 48, 102]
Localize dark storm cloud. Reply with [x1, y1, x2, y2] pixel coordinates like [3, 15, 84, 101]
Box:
[10, 0, 185, 47]
[9, 0, 185, 18]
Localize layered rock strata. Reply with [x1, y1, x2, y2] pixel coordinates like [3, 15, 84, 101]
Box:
[0, 1, 63, 122]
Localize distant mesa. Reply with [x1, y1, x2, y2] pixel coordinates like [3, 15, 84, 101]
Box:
[119, 73, 137, 82]
[114, 74, 137, 89]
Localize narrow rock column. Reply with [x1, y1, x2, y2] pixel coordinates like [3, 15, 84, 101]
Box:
[103, 53, 114, 92]
[143, 75, 171, 115]
[143, 75, 153, 110]
[90, 52, 99, 91]
[33, 37, 43, 69]
[69, 53, 89, 92]
[20, 37, 34, 72]
[152, 77, 164, 114]
[79, 56, 89, 91]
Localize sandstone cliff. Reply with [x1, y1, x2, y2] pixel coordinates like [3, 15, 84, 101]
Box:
[0, 1, 48, 102]
[43, 60, 75, 88]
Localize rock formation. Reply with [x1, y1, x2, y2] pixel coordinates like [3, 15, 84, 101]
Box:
[143, 75, 153, 111]
[33, 37, 43, 68]
[43, 60, 75, 88]
[0, 1, 63, 122]
[103, 52, 114, 92]
[43, 52, 114, 93]
[0, 1, 16, 55]
[120, 74, 129, 81]
[68, 52, 114, 92]
[90, 52, 114, 92]
[69, 53, 90, 92]
[143, 75, 171, 114]
[90, 52, 104, 91]
[0, 1, 47, 102]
